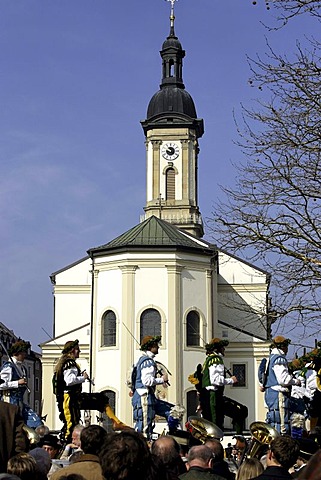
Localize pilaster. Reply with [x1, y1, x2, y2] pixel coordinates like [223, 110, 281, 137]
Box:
[166, 264, 184, 404]
[119, 265, 138, 424]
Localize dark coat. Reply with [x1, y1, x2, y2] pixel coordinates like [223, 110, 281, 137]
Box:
[0, 401, 27, 472]
[212, 460, 235, 480]
[179, 466, 225, 480]
[252, 466, 293, 480]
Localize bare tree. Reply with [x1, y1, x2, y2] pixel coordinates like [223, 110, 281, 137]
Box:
[208, 37, 321, 348]
[253, 0, 321, 26]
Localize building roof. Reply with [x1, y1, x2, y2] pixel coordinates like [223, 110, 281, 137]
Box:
[88, 215, 214, 257]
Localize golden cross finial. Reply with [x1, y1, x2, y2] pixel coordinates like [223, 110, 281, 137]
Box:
[165, 0, 178, 28]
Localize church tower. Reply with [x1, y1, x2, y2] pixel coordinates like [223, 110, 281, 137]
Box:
[141, 1, 204, 238]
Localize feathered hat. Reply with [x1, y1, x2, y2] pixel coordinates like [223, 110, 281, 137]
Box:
[205, 337, 229, 353]
[140, 335, 161, 351]
[9, 340, 31, 356]
[62, 339, 79, 355]
[271, 336, 291, 349]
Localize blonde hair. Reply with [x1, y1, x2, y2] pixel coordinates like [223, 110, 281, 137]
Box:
[236, 458, 264, 480]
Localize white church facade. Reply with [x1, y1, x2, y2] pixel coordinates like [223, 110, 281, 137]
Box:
[41, 4, 270, 434]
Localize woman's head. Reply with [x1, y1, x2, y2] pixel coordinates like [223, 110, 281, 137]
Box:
[236, 457, 264, 480]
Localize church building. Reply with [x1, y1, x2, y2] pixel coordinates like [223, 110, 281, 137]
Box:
[41, 4, 270, 434]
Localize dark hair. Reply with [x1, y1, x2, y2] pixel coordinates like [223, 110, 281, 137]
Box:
[270, 436, 300, 470]
[80, 425, 107, 455]
[204, 439, 224, 462]
[99, 430, 156, 479]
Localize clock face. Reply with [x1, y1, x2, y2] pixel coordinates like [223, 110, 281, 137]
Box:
[161, 142, 180, 161]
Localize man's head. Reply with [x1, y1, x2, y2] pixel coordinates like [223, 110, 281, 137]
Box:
[62, 339, 80, 358]
[140, 335, 161, 354]
[186, 445, 214, 470]
[151, 436, 180, 463]
[99, 430, 153, 479]
[204, 439, 224, 463]
[271, 336, 291, 355]
[80, 425, 108, 455]
[267, 436, 300, 470]
[9, 341, 30, 361]
[39, 434, 60, 459]
[29, 448, 51, 476]
[71, 424, 84, 447]
[205, 338, 229, 356]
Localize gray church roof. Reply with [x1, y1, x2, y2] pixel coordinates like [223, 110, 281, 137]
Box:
[88, 215, 214, 257]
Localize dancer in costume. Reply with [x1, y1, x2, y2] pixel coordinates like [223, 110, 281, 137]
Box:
[53, 339, 128, 442]
[0, 340, 43, 429]
[131, 335, 184, 440]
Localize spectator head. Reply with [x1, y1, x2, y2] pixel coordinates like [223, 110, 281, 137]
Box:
[151, 435, 186, 476]
[186, 445, 214, 470]
[268, 436, 300, 470]
[39, 434, 60, 459]
[29, 448, 51, 476]
[236, 458, 264, 480]
[80, 425, 108, 455]
[7, 453, 38, 480]
[35, 425, 50, 438]
[72, 425, 84, 447]
[99, 430, 154, 479]
[204, 439, 224, 463]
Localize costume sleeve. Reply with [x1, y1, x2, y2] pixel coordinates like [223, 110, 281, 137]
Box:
[141, 360, 163, 387]
[209, 362, 233, 387]
[273, 361, 298, 387]
[305, 370, 317, 399]
[63, 366, 86, 387]
[0, 364, 19, 390]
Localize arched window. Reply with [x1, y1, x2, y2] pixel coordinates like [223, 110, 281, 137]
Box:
[140, 308, 161, 342]
[166, 168, 175, 200]
[186, 390, 198, 419]
[101, 310, 116, 347]
[186, 310, 200, 347]
[101, 390, 116, 433]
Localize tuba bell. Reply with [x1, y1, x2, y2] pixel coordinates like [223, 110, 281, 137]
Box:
[240, 421, 279, 463]
[22, 424, 40, 446]
[186, 416, 224, 443]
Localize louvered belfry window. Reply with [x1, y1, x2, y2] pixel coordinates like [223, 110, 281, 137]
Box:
[166, 168, 175, 200]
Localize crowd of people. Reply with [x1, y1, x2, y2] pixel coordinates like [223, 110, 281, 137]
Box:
[1, 333, 321, 479]
[0, 423, 321, 480]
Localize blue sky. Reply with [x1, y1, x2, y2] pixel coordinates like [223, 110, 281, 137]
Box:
[0, 1, 315, 352]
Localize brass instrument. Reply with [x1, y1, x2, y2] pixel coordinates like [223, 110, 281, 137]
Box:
[22, 424, 40, 446]
[241, 421, 279, 463]
[186, 416, 224, 443]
